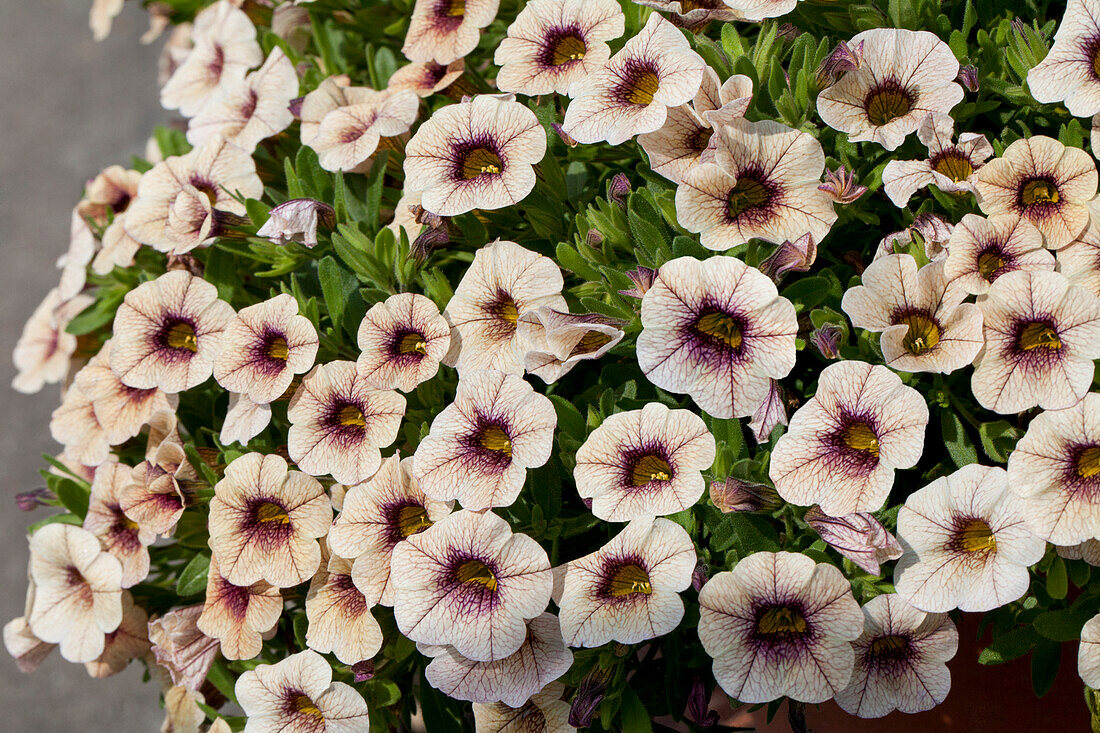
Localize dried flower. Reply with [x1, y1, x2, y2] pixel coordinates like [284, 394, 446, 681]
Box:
[815, 40, 864, 87]
[804, 506, 903, 575]
[759, 234, 817, 281]
[256, 198, 335, 248]
[818, 165, 868, 204]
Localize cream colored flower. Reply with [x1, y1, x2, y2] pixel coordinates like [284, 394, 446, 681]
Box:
[1058, 216, 1100, 296]
[494, 0, 624, 96]
[635, 0, 746, 30]
[472, 681, 574, 733]
[720, 0, 801, 21]
[74, 340, 177, 445]
[85, 461, 156, 588]
[3, 616, 54, 674]
[187, 48, 298, 152]
[841, 254, 984, 373]
[160, 0, 263, 117]
[971, 135, 1097, 249]
[123, 439, 197, 537]
[1081, 612, 1100, 688]
[221, 392, 273, 446]
[1007, 393, 1100, 544]
[111, 270, 235, 392]
[148, 605, 220, 691]
[563, 13, 705, 145]
[402, 0, 500, 65]
[636, 255, 798, 419]
[125, 135, 263, 254]
[943, 214, 1054, 295]
[310, 89, 419, 173]
[574, 402, 714, 521]
[388, 59, 466, 97]
[235, 649, 370, 733]
[1027, 0, 1100, 117]
[391, 509, 552, 661]
[11, 288, 93, 394]
[817, 29, 963, 151]
[162, 686, 205, 733]
[421, 612, 572, 706]
[86, 591, 151, 678]
[92, 216, 143, 275]
[57, 209, 96, 302]
[90, 0, 123, 41]
[555, 517, 695, 646]
[256, 198, 335, 249]
[50, 382, 111, 466]
[517, 307, 625, 384]
[77, 164, 141, 228]
[305, 554, 383, 665]
[443, 240, 566, 375]
[413, 369, 555, 510]
[770, 360, 928, 516]
[356, 292, 451, 392]
[881, 113, 993, 206]
[895, 464, 1045, 612]
[675, 118, 836, 248]
[197, 556, 283, 660]
[405, 95, 546, 216]
[213, 294, 318, 403]
[287, 360, 406, 485]
[208, 452, 332, 588]
[834, 594, 957, 718]
[971, 270, 1100, 413]
[328, 454, 453, 606]
[299, 75, 377, 147]
[698, 551, 863, 704]
[27, 524, 123, 663]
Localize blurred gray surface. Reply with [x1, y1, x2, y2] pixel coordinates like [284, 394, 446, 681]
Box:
[1, 3, 166, 730]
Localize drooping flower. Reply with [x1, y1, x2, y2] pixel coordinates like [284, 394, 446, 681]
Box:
[573, 402, 715, 521]
[161, 686, 206, 733]
[894, 464, 1046, 612]
[304, 554, 383, 665]
[4, 616, 55, 674]
[77, 165, 142, 229]
[834, 594, 958, 718]
[356, 292, 452, 392]
[881, 113, 993, 206]
[971, 270, 1100, 413]
[84, 461, 156, 588]
[413, 369, 556, 511]
[636, 255, 798, 419]
[443, 240, 566, 375]
[562, 13, 706, 146]
[803, 506, 904, 575]
[709, 476, 782, 514]
[49, 382, 111, 467]
[256, 198, 336, 249]
[698, 551, 863, 703]
[221, 393, 273, 446]
[388, 60, 466, 97]
[287, 360, 406, 485]
[391, 509, 552, 662]
[11, 288, 94, 394]
[235, 650, 371, 733]
[197, 556, 283, 661]
[1058, 217, 1100, 296]
[770, 360, 929, 516]
[971, 135, 1098, 249]
[110, 270, 235, 392]
[494, 0, 625, 96]
[402, 0, 501, 65]
[122, 438, 197, 537]
[85, 591, 151, 679]
[208, 452, 332, 588]
[943, 213, 1055, 295]
[328, 454, 453, 606]
[842, 254, 984, 373]
[635, 0, 746, 31]
[516, 308, 626, 383]
[1027, 0, 1100, 117]
[472, 681, 574, 733]
[310, 89, 420, 173]
[147, 605, 220, 691]
[675, 118, 836, 249]
[817, 29, 963, 151]
[1007, 393, 1100, 544]
[421, 612, 573, 706]
[758, 234, 818, 282]
[555, 517, 695, 646]
[298, 75, 377, 148]
[404, 95, 546, 216]
[213, 294, 318, 404]
[26, 524, 123, 663]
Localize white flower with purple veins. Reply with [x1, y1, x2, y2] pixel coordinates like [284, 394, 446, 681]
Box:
[304, 555, 383, 666]
[562, 13, 705, 146]
[881, 113, 993, 207]
[1080, 612, 1100, 688]
[84, 462, 156, 589]
[1007, 393, 1100, 545]
[835, 594, 958, 718]
[494, 0, 625, 96]
[256, 199, 335, 249]
[413, 370, 556, 511]
[894, 464, 1046, 613]
[841, 254, 984, 374]
[391, 509, 553, 662]
[943, 214, 1055, 295]
[356, 293, 452, 393]
[388, 59, 466, 98]
[770, 361, 929, 516]
[573, 402, 716, 522]
[817, 28, 963, 151]
[421, 612, 573, 706]
[196, 556, 283, 661]
[402, 0, 500, 65]
[697, 551, 863, 704]
[404, 95, 546, 217]
[555, 517, 695, 647]
[971, 270, 1100, 413]
[110, 270, 236, 393]
[310, 89, 420, 173]
[516, 308, 626, 384]
[636, 256, 798, 419]
[12, 288, 94, 394]
[1027, 0, 1100, 117]
[1058, 216, 1100, 297]
[472, 681, 574, 733]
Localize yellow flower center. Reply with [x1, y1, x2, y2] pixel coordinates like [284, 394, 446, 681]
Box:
[165, 322, 198, 352]
[977, 249, 1007, 281]
[726, 177, 771, 218]
[932, 151, 974, 182]
[266, 335, 289, 361]
[695, 311, 743, 350]
[255, 501, 290, 525]
[492, 295, 519, 326]
[865, 86, 912, 126]
[292, 694, 324, 721]
[549, 33, 586, 66]
[841, 421, 880, 457]
[456, 559, 498, 592]
[625, 69, 660, 105]
[478, 425, 513, 457]
[570, 330, 614, 357]
[397, 504, 433, 538]
[869, 634, 909, 658]
[460, 147, 502, 179]
[607, 563, 653, 597]
[441, 0, 465, 18]
[1076, 447, 1100, 479]
[1093, 44, 1100, 78]
[396, 331, 428, 355]
[1021, 179, 1060, 206]
[630, 454, 672, 486]
[1018, 322, 1062, 351]
[756, 606, 808, 636]
[957, 518, 996, 553]
[896, 312, 941, 355]
[335, 404, 366, 427]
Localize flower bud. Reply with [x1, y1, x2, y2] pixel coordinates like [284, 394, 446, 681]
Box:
[803, 505, 903, 575]
[15, 488, 52, 512]
[956, 65, 980, 92]
[816, 40, 863, 87]
[569, 668, 610, 727]
[818, 165, 868, 205]
[687, 676, 719, 728]
[256, 198, 336, 249]
[619, 266, 658, 299]
[585, 228, 605, 249]
[810, 323, 844, 360]
[551, 123, 579, 148]
[759, 233, 816, 281]
[709, 477, 782, 513]
[352, 660, 375, 682]
[748, 380, 787, 443]
[608, 173, 631, 209]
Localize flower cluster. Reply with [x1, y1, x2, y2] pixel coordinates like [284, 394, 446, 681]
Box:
[11, 0, 1100, 730]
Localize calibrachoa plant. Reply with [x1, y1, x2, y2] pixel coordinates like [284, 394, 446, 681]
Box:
[13, 0, 1100, 730]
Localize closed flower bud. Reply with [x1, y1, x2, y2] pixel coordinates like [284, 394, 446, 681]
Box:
[619, 266, 658, 299]
[810, 323, 844, 359]
[956, 65, 980, 92]
[569, 668, 611, 727]
[709, 477, 782, 513]
[748, 379, 788, 443]
[759, 233, 817, 281]
[256, 198, 336, 249]
[687, 675, 719, 728]
[803, 505, 903, 575]
[609, 172, 631, 209]
[816, 40, 864, 87]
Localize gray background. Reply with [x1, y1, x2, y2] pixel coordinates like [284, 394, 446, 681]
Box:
[1, 2, 165, 729]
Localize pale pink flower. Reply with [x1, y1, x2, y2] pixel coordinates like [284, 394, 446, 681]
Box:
[402, 0, 500, 65]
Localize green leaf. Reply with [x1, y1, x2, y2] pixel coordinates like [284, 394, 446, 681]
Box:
[1034, 607, 1092, 642]
[1046, 556, 1068, 600]
[1031, 639, 1061, 698]
[941, 409, 978, 468]
[176, 554, 211, 597]
[318, 256, 359, 335]
[206, 658, 238, 703]
[293, 613, 309, 649]
[549, 395, 586, 440]
[979, 625, 1039, 665]
[978, 420, 1022, 464]
[54, 478, 90, 520]
[619, 686, 654, 733]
